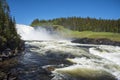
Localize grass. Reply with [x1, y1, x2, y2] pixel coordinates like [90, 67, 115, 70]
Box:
[50, 25, 120, 42]
[60, 30, 120, 42]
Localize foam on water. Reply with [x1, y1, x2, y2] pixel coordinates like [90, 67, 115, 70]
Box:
[25, 40, 89, 57]
[52, 64, 118, 80]
[25, 40, 120, 80]
[52, 45, 120, 79]
[66, 57, 120, 79]
[89, 45, 120, 66]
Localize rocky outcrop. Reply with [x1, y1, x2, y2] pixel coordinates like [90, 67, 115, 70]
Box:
[71, 38, 120, 46]
[0, 40, 24, 61]
[0, 58, 18, 80]
[0, 48, 16, 61]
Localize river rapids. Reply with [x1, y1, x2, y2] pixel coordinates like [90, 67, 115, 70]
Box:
[15, 24, 120, 80]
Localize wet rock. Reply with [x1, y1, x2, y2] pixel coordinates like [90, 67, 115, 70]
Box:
[1, 48, 12, 57]
[0, 57, 2, 61]
[0, 71, 6, 80]
[45, 66, 55, 71]
[0, 71, 18, 80]
[72, 38, 120, 46]
[0, 58, 18, 70]
[42, 65, 55, 74]
[0, 48, 19, 61]
[7, 71, 18, 80]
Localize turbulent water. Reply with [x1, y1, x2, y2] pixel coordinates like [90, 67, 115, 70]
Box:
[15, 24, 120, 80]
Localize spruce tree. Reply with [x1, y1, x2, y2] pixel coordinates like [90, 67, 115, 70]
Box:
[0, 0, 22, 52]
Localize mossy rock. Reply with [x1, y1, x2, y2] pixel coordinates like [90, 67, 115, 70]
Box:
[0, 71, 6, 80]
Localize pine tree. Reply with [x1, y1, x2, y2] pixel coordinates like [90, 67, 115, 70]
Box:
[0, 0, 22, 52]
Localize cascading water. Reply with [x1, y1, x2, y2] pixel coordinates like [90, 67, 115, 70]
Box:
[16, 24, 53, 40]
[15, 24, 120, 80]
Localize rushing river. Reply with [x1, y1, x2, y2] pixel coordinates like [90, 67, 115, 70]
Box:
[13, 40, 120, 80]
[13, 24, 120, 80]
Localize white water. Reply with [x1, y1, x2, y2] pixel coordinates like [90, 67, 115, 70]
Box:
[89, 45, 120, 66]
[16, 24, 120, 80]
[25, 41, 120, 80]
[16, 24, 57, 40]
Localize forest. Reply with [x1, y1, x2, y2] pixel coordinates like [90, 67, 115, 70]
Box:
[0, 0, 23, 54]
[31, 17, 120, 33]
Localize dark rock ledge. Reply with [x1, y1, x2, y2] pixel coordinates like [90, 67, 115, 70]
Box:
[0, 48, 18, 61]
[0, 40, 25, 62]
[71, 38, 120, 46]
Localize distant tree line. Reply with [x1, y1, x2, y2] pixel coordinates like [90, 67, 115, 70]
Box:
[31, 17, 120, 33]
[0, 0, 23, 52]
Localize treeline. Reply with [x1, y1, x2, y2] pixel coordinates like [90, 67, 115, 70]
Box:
[0, 0, 23, 53]
[31, 17, 120, 33]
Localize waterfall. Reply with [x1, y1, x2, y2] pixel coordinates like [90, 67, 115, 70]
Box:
[16, 24, 54, 40]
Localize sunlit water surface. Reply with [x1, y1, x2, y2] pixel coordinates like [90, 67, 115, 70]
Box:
[14, 40, 120, 80]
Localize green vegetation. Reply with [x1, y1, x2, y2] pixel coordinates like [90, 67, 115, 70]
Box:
[31, 17, 120, 33]
[49, 25, 120, 41]
[0, 0, 23, 52]
[66, 31, 120, 41]
[31, 17, 120, 41]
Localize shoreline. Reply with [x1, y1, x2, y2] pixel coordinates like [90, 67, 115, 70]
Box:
[71, 38, 120, 46]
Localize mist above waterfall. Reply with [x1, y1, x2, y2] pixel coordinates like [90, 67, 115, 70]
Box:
[16, 24, 63, 40]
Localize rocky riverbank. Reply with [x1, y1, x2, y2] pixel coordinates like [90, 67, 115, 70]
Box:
[0, 40, 25, 79]
[0, 48, 18, 61]
[0, 40, 25, 61]
[0, 58, 18, 80]
[71, 38, 120, 46]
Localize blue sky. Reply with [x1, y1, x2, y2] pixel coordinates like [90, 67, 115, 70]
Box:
[7, 0, 120, 25]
